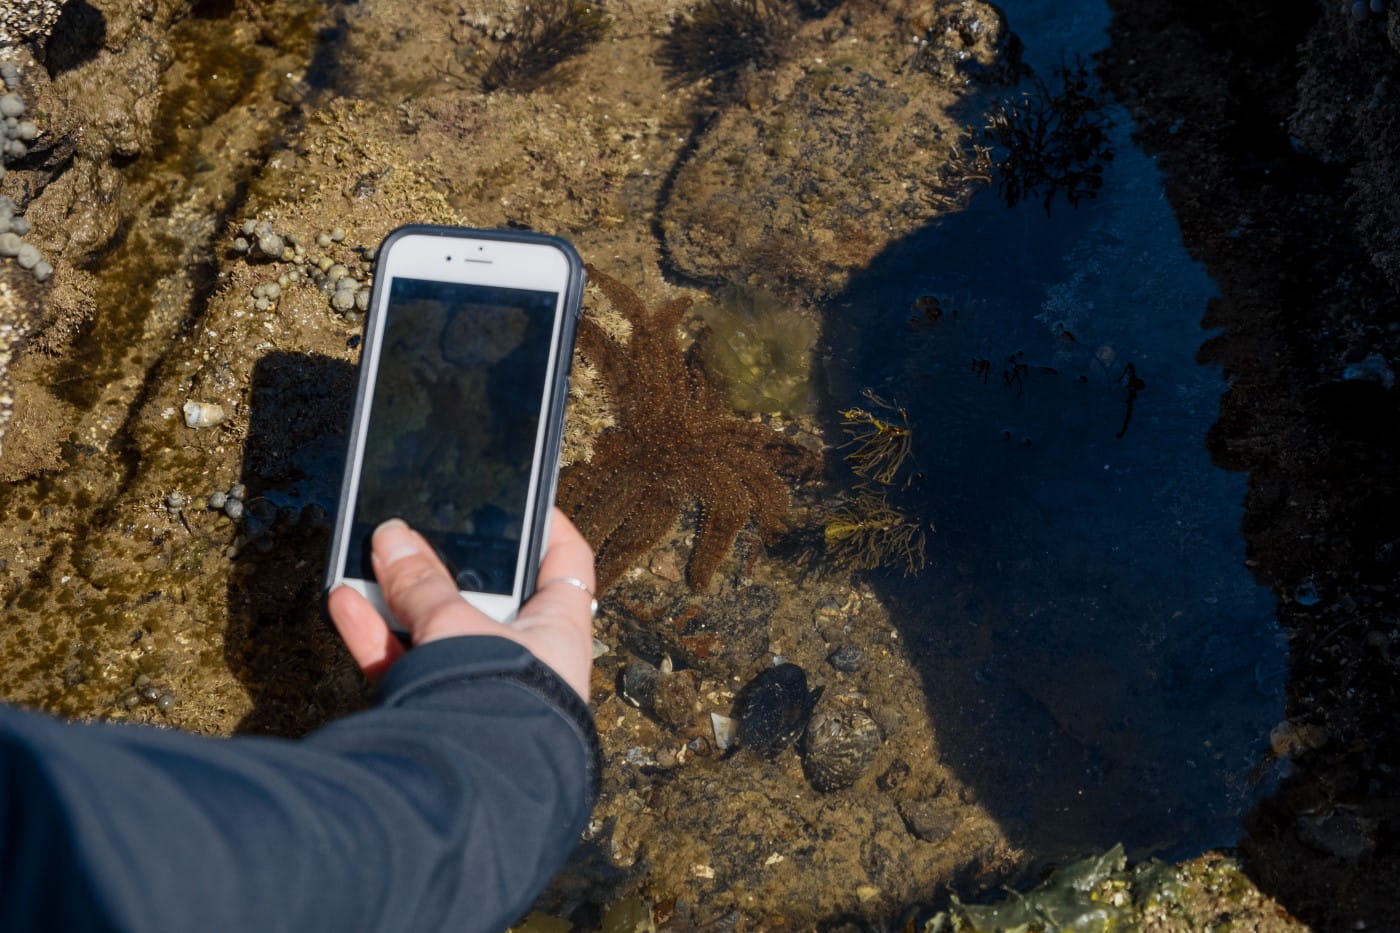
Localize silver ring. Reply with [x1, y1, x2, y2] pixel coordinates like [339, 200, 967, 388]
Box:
[542, 576, 598, 617]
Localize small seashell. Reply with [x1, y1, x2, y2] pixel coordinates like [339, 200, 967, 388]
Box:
[801, 706, 882, 792]
[207, 491, 227, 510]
[224, 498, 245, 521]
[710, 712, 738, 751]
[182, 400, 226, 429]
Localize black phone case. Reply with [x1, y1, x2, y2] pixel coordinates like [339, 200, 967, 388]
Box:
[323, 224, 586, 619]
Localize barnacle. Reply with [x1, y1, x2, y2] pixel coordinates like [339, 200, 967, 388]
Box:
[558, 266, 817, 591]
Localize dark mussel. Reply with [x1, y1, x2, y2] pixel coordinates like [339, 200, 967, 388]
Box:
[732, 663, 823, 757]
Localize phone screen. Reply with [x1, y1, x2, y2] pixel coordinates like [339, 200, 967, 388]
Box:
[344, 276, 559, 595]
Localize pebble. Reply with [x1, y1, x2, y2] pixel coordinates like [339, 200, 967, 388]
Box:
[208, 491, 227, 510]
[1269, 719, 1330, 759]
[182, 400, 227, 429]
[0, 94, 22, 119]
[224, 498, 245, 520]
[896, 796, 963, 842]
[828, 644, 865, 672]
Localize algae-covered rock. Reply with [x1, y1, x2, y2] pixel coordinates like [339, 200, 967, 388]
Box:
[925, 846, 1305, 932]
[660, 0, 1001, 295]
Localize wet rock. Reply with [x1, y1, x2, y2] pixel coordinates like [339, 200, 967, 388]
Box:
[1296, 806, 1378, 860]
[800, 704, 881, 791]
[897, 796, 962, 842]
[613, 580, 776, 675]
[905, 0, 1026, 86]
[732, 662, 822, 757]
[619, 658, 701, 728]
[1269, 719, 1330, 759]
[660, 5, 991, 294]
[877, 758, 911, 792]
[827, 643, 865, 672]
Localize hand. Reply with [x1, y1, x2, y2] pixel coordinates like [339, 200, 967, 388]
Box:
[327, 508, 596, 700]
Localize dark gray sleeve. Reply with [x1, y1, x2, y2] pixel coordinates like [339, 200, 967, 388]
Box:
[0, 635, 599, 933]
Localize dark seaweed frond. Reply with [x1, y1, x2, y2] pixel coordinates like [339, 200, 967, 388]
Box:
[658, 0, 796, 92]
[823, 490, 928, 575]
[985, 62, 1115, 213]
[837, 389, 915, 487]
[473, 0, 611, 93]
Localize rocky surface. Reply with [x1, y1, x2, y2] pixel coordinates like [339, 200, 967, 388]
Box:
[0, 0, 1027, 926]
[1101, 1, 1400, 930]
[1, 0, 1394, 928]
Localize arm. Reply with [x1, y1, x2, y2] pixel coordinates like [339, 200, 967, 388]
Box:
[0, 510, 600, 933]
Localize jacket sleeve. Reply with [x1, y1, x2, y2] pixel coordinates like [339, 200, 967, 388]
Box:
[0, 635, 600, 933]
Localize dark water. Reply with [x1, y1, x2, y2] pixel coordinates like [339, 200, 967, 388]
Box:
[821, 0, 1285, 864]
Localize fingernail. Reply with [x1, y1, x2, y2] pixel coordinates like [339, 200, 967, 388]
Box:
[373, 518, 419, 566]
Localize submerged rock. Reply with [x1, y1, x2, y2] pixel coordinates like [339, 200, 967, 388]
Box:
[660, 0, 999, 295]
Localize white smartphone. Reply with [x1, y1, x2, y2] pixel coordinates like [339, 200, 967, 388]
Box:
[325, 225, 585, 627]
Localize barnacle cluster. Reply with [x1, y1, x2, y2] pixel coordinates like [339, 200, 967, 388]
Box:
[985, 62, 1115, 212]
[0, 1, 68, 48]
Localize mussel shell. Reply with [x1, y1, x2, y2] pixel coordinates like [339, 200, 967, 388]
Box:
[800, 706, 882, 792]
[733, 663, 823, 757]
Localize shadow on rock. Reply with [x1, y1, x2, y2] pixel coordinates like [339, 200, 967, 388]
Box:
[41, 1, 107, 76]
[225, 350, 369, 737]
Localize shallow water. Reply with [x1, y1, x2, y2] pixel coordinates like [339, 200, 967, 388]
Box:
[820, 0, 1285, 863]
